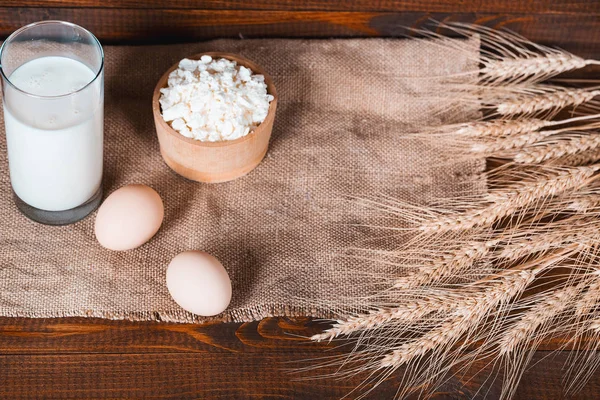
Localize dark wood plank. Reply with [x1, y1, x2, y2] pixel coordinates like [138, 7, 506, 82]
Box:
[1, 317, 600, 399]
[0, 349, 598, 399]
[0, 317, 488, 399]
[1, 9, 599, 58]
[0, 317, 330, 354]
[1, 0, 598, 13]
[0, 317, 592, 355]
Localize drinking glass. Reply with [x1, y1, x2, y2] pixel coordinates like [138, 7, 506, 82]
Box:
[0, 20, 104, 225]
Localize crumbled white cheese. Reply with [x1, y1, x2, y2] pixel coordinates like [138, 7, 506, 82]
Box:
[159, 56, 274, 142]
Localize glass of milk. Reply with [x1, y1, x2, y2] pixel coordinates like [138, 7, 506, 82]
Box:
[0, 21, 104, 225]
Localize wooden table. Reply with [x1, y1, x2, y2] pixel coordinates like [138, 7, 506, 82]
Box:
[1, 317, 600, 399]
[1, 1, 600, 398]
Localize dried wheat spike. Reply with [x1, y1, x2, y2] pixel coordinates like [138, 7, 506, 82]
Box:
[434, 22, 600, 84]
[568, 194, 600, 212]
[380, 269, 537, 369]
[514, 135, 600, 164]
[392, 241, 495, 289]
[497, 218, 598, 262]
[548, 147, 600, 167]
[311, 294, 460, 342]
[575, 276, 600, 317]
[420, 165, 599, 233]
[379, 247, 576, 370]
[498, 285, 581, 356]
[497, 88, 600, 117]
[471, 129, 557, 153]
[456, 119, 549, 138]
[482, 54, 589, 84]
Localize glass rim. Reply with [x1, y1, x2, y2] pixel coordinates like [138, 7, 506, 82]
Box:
[0, 20, 104, 100]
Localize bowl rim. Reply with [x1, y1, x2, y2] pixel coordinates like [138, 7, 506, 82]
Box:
[152, 51, 278, 148]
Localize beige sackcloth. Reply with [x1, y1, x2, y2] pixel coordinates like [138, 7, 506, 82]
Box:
[0, 38, 484, 322]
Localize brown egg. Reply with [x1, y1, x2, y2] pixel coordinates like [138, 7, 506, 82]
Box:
[94, 184, 164, 251]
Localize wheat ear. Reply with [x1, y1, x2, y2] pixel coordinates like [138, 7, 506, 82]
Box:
[482, 54, 590, 84]
[433, 22, 600, 84]
[568, 194, 600, 212]
[378, 246, 575, 370]
[497, 217, 598, 261]
[471, 129, 557, 153]
[380, 271, 535, 369]
[498, 285, 581, 356]
[391, 240, 495, 289]
[497, 88, 600, 117]
[497, 284, 583, 400]
[456, 119, 548, 138]
[420, 165, 599, 233]
[311, 293, 461, 342]
[548, 147, 600, 167]
[514, 134, 600, 164]
[452, 114, 600, 139]
[472, 121, 600, 155]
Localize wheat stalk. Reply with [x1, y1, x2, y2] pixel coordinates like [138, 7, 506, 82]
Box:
[420, 165, 599, 233]
[378, 247, 575, 370]
[482, 54, 590, 84]
[514, 134, 600, 164]
[575, 275, 600, 318]
[392, 240, 495, 289]
[311, 293, 462, 342]
[471, 129, 557, 153]
[496, 88, 600, 117]
[431, 22, 600, 84]
[498, 285, 581, 356]
[497, 218, 598, 262]
[456, 119, 549, 138]
[380, 270, 535, 369]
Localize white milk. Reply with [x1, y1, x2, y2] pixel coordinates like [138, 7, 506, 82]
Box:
[3, 56, 103, 212]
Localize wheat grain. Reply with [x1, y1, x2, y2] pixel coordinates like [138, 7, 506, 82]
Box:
[496, 88, 600, 117]
[420, 165, 599, 233]
[514, 135, 600, 164]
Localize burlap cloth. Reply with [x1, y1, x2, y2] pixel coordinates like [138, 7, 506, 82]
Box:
[0, 38, 485, 322]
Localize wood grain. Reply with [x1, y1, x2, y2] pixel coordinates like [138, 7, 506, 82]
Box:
[0, 9, 599, 58]
[1, 0, 597, 13]
[0, 317, 599, 399]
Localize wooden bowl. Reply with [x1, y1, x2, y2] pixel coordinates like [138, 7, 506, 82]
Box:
[152, 52, 278, 183]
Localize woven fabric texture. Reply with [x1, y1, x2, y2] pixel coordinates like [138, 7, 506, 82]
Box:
[0, 38, 485, 322]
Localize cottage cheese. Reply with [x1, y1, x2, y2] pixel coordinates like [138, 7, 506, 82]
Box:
[159, 56, 274, 142]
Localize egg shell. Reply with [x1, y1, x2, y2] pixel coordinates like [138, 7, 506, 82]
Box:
[94, 184, 164, 251]
[166, 251, 232, 317]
